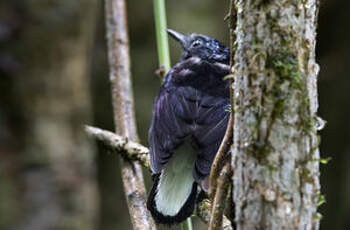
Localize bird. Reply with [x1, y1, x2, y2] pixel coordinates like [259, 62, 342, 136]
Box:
[147, 29, 231, 225]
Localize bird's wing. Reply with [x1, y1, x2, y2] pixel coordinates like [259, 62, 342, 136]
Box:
[193, 96, 230, 180]
[148, 85, 194, 174]
[149, 57, 230, 174]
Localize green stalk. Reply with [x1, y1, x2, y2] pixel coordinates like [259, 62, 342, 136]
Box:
[153, 1, 193, 229]
[153, 0, 171, 73]
[181, 218, 193, 230]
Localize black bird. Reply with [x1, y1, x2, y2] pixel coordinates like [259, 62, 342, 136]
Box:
[147, 29, 231, 225]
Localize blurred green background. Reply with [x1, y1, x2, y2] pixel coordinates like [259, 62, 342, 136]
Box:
[0, 0, 349, 229]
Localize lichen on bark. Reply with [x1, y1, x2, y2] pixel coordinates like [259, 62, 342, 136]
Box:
[231, 0, 321, 229]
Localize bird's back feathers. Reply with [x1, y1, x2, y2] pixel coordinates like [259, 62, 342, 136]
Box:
[147, 57, 230, 224]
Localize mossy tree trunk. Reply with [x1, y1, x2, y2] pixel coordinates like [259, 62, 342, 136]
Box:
[231, 0, 321, 229]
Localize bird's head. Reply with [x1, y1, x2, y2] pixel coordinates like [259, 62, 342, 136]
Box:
[167, 29, 230, 64]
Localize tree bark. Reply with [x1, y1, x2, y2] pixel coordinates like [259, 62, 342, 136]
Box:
[231, 0, 321, 229]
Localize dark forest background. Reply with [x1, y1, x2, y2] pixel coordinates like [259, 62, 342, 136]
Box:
[0, 0, 349, 229]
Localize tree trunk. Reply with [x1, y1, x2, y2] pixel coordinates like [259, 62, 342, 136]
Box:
[231, 0, 321, 229]
[0, 0, 98, 229]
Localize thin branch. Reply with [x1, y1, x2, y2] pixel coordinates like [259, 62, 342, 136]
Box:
[85, 126, 150, 169]
[209, 116, 233, 201]
[209, 0, 237, 202]
[104, 0, 156, 229]
[208, 2, 237, 229]
[209, 161, 233, 230]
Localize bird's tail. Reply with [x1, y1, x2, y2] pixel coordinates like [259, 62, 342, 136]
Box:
[147, 150, 197, 225]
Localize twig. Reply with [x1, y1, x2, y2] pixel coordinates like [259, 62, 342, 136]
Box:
[209, 161, 233, 230]
[209, 116, 233, 201]
[196, 199, 233, 230]
[208, 0, 237, 228]
[209, 0, 237, 202]
[85, 126, 150, 169]
[104, 0, 156, 229]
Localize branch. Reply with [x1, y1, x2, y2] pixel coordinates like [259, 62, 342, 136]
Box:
[85, 126, 150, 169]
[209, 161, 233, 230]
[209, 0, 237, 212]
[104, 0, 156, 229]
[209, 115, 233, 201]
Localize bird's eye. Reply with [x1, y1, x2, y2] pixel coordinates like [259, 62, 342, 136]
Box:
[191, 39, 202, 48]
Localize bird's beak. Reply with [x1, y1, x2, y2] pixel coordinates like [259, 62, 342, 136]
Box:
[167, 29, 186, 47]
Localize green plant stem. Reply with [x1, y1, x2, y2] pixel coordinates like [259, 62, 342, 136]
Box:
[153, 1, 192, 228]
[181, 218, 193, 230]
[153, 0, 171, 73]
